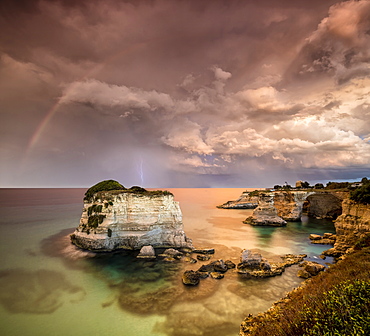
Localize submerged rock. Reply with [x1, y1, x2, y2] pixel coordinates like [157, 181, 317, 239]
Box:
[213, 259, 228, 273]
[183, 256, 197, 264]
[225, 260, 236, 269]
[196, 254, 211, 261]
[182, 270, 203, 285]
[193, 248, 215, 254]
[198, 263, 216, 273]
[210, 272, 224, 279]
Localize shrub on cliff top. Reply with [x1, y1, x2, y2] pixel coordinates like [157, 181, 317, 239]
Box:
[84, 180, 126, 201]
[350, 180, 370, 205]
[129, 186, 147, 193]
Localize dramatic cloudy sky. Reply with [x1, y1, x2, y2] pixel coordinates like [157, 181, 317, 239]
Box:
[1, 0, 370, 187]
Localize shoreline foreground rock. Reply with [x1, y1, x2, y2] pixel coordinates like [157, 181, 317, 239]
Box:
[70, 180, 193, 251]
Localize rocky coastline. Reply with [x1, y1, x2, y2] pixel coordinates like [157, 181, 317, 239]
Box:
[221, 189, 344, 226]
[70, 180, 370, 335]
[323, 198, 370, 257]
[239, 187, 370, 335]
[217, 191, 259, 209]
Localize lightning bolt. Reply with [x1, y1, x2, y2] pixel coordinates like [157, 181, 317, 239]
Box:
[138, 156, 144, 185]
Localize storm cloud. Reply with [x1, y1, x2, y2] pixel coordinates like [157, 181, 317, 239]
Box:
[1, 0, 369, 187]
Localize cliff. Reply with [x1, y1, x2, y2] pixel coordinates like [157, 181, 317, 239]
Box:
[267, 190, 342, 221]
[273, 191, 315, 221]
[325, 199, 370, 256]
[70, 185, 193, 251]
[217, 191, 259, 209]
[220, 190, 344, 226]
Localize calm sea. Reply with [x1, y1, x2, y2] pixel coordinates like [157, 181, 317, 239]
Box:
[0, 188, 335, 336]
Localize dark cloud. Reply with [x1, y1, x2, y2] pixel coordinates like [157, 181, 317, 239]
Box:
[283, 0, 370, 85]
[1, 0, 369, 187]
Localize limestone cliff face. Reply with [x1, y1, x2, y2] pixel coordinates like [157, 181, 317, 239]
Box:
[217, 191, 259, 209]
[244, 193, 287, 226]
[328, 199, 370, 255]
[70, 191, 193, 251]
[305, 192, 343, 219]
[273, 191, 316, 221]
[230, 190, 345, 226]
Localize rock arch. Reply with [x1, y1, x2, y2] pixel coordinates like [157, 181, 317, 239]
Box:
[303, 193, 342, 219]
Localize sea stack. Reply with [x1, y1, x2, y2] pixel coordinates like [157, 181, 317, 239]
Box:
[70, 180, 193, 251]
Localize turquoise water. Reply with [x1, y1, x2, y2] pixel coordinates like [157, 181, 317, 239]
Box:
[0, 188, 335, 336]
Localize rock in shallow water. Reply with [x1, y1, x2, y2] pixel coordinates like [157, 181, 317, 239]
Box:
[298, 261, 325, 277]
[183, 256, 197, 264]
[210, 272, 224, 279]
[137, 245, 156, 259]
[213, 259, 228, 273]
[237, 250, 307, 278]
[192, 248, 215, 254]
[196, 254, 211, 261]
[244, 204, 287, 226]
[225, 260, 236, 269]
[71, 187, 193, 251]
[182, 270, 202, 285]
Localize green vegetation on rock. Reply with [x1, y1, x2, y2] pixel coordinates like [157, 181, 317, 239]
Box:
[84, 180, 126, 201]
[87, 214, 106, 228]
[249, 190, 260, 197]
[325, 181, 350, 190]
[301, 280, 370, 335]
[350, 180, 370, 205]
[129, 186, 147, 193]
[87, 204, 103, 216]
[84, 180, 173, 201]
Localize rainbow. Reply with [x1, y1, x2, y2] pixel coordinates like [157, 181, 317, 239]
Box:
[24, 41, 147, 157]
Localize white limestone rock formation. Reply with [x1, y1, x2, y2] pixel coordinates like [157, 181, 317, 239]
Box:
[217, 191, 259, 209]
[243, 193, 287, 226]
[137, 245, 156, 258]
[70, 181, 193, 251]
[236, 189, 344, 226]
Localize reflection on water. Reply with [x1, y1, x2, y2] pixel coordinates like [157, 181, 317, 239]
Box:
[0, 188, 335, 336]
[0, 269, 85, 314]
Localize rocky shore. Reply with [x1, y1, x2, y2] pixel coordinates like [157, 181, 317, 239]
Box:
[239, 189, 370, 335]
[221, 190, 345, 226]
[309, 233, 336, 245]
[182, 248, 308, 285]
[323, 198, 370, 257]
